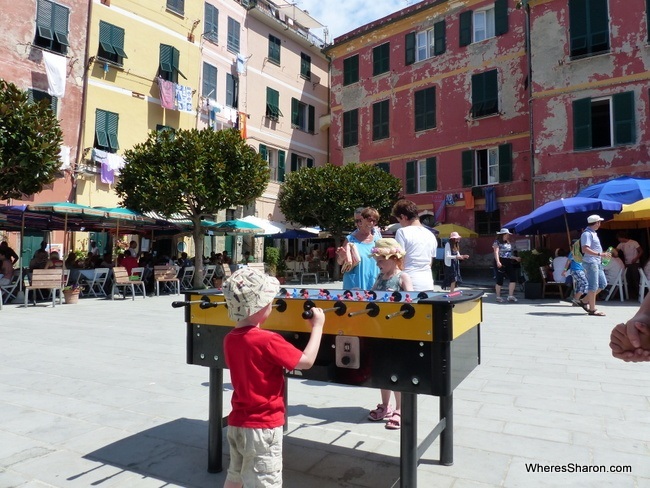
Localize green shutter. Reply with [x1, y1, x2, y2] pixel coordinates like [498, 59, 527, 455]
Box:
[204, 3, 218, 41]
[112, 26, 127, 58]
[459, 10, 472, 47]
[573, 97, 592, 150]
[343, 55, 358, 85]
[569, 0, 587, 55]
[291, 98, 299, 126]
[160, 44, 172, 74]
[107, 112, 119, 151]
[95, 110, 108, 148]
[375, 162, 390, 173]
[613, 91, 635, 145]
[414, 89, 425, 131]
[307, 158, 314, 168]
[278, 150, 286, 182]
[425, 157, 437, 191]
[406, 161, 416, 194]
[498, 144, 512, 183]
[434, 20, 446, 55]
[590, 0, 609, 52]
[99, 21, 115, 54]
[405, 32, 416, 65]
[308, 105, 315, 133]
[494, 0, 508, 36]
[291, 153, 298, 172]
[471, 73, 483, 117]
[52, 2, 69, 46]
[259, 144, 267, 161]
[37, 0, 54, 40]
[462, 150, 474, 187]
[484, 70, 498, 114]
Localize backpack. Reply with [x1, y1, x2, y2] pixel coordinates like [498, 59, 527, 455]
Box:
[572, 239, 583, 263]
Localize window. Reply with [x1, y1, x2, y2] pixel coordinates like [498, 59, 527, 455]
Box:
[406, 20, 446, 64]
[94, 109, 119, 153]
[159, 44, 185, 83]
[226, 74, 239, 109]
[343, 55, 359, 86]
[156, 124, 175, 140]
[202, 62, 217, 100]
[461, 144, 512, 187]
[406, 158, 436, 194]
[373, 43, 390, 76]
[227, 17, 240, 54]
[98, 21, 127, 66]
[268, 34, 281, 65]
[569, 0, 609, 58]
[471, 69, 498, 118]
[573, 92, 635, 150]
[290, 153, 313, 172]
[475, 209, 501, 235]
[204, 3, 218, 43]
[375, 162, 390, 173]
[34, 0, 70, 55]
[300, 52, 311, 80]
[291, 98, 315, 133]
[266, 87, 281, 121]
[166, 0, 184, 15]
[459, 0, 508, 47]
[414, 87, 436, 131]
[342, 109, 358, 147]
[372, 100, 389, 140]
[28, 88, 57, 115]
[259, 144, 285, 182]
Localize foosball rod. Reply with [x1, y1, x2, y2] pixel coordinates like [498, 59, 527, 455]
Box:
[302, 300, 347, 319]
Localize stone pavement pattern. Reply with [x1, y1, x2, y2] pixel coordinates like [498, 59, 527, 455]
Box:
[0, 286, 649, 487]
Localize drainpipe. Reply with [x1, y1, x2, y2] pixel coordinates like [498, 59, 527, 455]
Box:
[522, 0, 535, 209]
[74, 0, 94, 204]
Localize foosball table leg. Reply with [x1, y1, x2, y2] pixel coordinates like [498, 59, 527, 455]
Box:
[440, 394, 453, 466]
[208, 367, 224, 473]
[400, 392, 417, 488]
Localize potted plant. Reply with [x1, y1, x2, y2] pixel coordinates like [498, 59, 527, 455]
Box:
[518, 249, 553, 299]
[62, 284, 81, 304]
[264, 247, 281, 276]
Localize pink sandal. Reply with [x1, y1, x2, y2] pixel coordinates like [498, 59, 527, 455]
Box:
[385, 412, 401, 430]
[368, 404, 393, 421]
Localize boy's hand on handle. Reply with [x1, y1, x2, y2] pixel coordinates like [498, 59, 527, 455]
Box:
[306, 307, 325, 329]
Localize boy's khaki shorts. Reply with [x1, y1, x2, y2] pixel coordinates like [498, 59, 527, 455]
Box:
[226, 426, 283, 487]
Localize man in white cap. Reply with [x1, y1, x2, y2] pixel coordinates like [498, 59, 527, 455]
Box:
[580, 215, 611, 316]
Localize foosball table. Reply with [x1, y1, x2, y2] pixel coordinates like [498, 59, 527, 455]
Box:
[175, 287, 484, 488]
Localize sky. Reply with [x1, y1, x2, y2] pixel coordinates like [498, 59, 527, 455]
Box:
[295, 0, 414, 42]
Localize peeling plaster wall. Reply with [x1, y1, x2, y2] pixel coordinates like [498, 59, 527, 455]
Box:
[530, 0, 650, 201]
[0, 0, 89, 204]
[328, 0, 532, 234]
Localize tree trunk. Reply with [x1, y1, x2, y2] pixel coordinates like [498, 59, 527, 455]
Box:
[192, 218, 205, 289]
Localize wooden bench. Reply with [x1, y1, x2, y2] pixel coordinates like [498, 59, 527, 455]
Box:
[154, 265, 180, 296]
[112, 266, 146, 300]
[25, 269, 64, 307]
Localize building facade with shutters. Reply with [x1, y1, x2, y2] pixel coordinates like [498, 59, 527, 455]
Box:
[528, 0, 650, 203]
[326, 0, 650, 256]
[325, 0, 531, 250]
[0, 0, 88, 204]
[75, 0, 202, 211]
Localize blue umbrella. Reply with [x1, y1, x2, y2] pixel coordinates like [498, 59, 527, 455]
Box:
[266, 229, 318, 239]
[505, 197, 622, 242]
[575, 176, 650, 204]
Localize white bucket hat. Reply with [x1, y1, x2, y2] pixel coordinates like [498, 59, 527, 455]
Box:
[223, 267, 279, 322]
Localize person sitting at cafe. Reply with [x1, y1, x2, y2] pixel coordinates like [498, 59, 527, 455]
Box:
[29, 243, 49, 271]
[0, 241, 19, 265]
[45, 251, 64, 269]
[240, 251, 254, 264]
[99, 252, 114, 268]
[64, 251, 79, 269]
[0, 249, 15, 286]
[120, 250, 139, 275]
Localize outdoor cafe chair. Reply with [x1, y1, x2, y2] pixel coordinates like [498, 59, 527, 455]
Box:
[112, 266, 145, 300]
[82, 267, 111, 298]
[605, 267, 628, 302]
[0, 269, 21, 304]
[179, 266, 195, 290]
[202, 264, 216, 287]
[639, 268, 650, 304]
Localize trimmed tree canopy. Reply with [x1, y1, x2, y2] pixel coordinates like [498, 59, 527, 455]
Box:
[116, 128, 269, 287]
[0, 79, 63, 200]
[278, 163, 402, 239]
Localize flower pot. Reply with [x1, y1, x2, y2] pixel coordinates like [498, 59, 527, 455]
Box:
[524, 282, 543, 299]
[63, 290, 80, 304]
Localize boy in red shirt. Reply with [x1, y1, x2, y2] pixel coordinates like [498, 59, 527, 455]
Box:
[223, 267, 324, 488]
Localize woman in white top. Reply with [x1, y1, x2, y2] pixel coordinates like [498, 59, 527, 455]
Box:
[392, 199, 438, 291]
[552, 248, 569, 283]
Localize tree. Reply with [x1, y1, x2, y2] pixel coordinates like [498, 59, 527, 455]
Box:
[116, 128, 270, 288]
[0, 79, 63, 200]
[279, 163, 402, 276]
